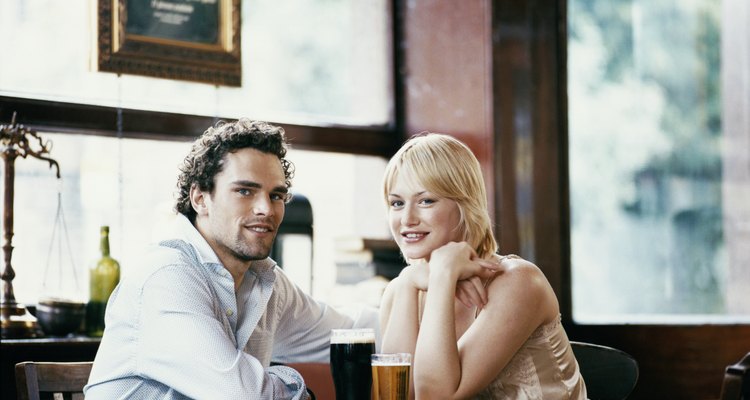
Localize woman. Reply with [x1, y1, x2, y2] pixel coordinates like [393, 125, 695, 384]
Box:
[379, 133, 587, 399]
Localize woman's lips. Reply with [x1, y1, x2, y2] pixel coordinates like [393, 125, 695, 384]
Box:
[401, 231, 427, 243]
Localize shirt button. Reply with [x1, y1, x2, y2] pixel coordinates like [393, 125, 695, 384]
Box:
[226, 309, 234, 316]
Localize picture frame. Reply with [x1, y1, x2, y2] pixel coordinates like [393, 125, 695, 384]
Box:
[97, 0, 241, 87]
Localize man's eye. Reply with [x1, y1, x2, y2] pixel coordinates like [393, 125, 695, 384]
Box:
[238, 188, 252, 196]
[270, 193, 287, 202]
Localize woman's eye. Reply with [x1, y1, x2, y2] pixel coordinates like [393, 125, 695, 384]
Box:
[419, 198, 436, 205]
[390, 200, 404, 208]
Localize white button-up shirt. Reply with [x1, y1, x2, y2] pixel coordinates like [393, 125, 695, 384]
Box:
[85, 214, 374, 399]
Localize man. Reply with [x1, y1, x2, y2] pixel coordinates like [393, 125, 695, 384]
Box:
[85, 119, 376, 399]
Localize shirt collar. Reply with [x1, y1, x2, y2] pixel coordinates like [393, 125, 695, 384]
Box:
[248, 257, 277, 283]
[168, 214, 278, 282]
[169, 213, 222, 266]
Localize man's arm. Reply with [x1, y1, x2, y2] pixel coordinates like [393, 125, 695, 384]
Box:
[270, 268, 380, 363]
[136, 264, 310, 399]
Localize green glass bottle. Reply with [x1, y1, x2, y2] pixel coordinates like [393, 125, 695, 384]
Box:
[86, 226, 121, 337]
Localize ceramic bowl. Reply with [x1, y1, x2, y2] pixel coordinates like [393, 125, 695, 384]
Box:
[36, 298, 86, 337]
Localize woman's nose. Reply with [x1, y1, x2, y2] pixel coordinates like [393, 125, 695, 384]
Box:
[401, 206, 418, 226]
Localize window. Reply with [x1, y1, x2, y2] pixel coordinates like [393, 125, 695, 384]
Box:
[8, 132, 388, 305]
[568, 0, 749, 322]
[0, 0, 392, 126]
[1, 0, 395, 306]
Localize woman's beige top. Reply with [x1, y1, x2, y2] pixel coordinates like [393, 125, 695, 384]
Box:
[472, 315, 588, 399]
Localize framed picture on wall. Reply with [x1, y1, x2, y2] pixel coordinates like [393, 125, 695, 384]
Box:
[97, 0, 241, 86]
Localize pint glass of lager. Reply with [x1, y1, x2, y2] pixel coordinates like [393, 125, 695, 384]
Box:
[330, 328, 376, 400]
[371, 353, 411, 400]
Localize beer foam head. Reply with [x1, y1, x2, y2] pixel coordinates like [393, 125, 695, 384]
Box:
[371, 352, 412, 366]
[371, 360, 411, 366]
[330, 328, 376, 344]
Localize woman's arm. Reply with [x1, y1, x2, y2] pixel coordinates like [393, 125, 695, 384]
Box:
[379, 265, 424, 399]
[379, 265, 423, 355]
[380, 260, 502, 399]
[380, 262, 491, 354]
[414, 243, 557, 399]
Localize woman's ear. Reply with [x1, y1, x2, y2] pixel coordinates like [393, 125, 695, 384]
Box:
[189, 184, 209, 216]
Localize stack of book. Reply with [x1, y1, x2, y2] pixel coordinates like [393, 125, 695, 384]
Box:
[334, 237, 405, 284]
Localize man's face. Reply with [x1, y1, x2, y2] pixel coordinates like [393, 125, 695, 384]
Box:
[195, 147, 287, 267]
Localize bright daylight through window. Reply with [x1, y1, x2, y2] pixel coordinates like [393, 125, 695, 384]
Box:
[568, 0, 749, 323]
[0, 0, 392, 306]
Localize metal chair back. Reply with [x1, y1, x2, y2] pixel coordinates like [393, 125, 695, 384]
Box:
[571, 341, 639, 400]
[720, 352, 750, 400]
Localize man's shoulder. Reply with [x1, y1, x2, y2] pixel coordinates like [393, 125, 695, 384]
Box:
[143, 239, 197, 266]
[268, 264, 299, 292]
[127, 240, 205, 284]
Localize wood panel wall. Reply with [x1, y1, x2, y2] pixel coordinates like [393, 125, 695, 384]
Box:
[399, 0, 496, 215]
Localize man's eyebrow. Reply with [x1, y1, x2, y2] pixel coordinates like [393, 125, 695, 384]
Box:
[231, 180, 288, 193]
[232, 180, 262, 188]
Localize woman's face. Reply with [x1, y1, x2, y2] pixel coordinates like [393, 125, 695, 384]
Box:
[387, 176, 462, 261]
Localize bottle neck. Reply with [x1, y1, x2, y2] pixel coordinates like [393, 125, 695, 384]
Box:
[100, 233, 110, 257]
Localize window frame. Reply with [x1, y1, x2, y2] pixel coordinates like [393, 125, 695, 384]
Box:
[0, 96, 399, 157]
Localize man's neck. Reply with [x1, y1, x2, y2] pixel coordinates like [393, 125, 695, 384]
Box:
[192, 219, 251, 292]
[208, 251, 250, 292]
[225, 264, 248, 292]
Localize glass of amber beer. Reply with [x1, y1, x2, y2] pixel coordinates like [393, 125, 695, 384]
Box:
[371, 353, 412, 400]
[330, 328, 376, 400]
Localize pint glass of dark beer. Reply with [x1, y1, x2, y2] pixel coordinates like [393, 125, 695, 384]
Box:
[330, 328, 376, 400]
[371, 353, 411, 400]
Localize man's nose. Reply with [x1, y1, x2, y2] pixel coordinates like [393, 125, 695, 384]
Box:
[252, 194, 273, 216]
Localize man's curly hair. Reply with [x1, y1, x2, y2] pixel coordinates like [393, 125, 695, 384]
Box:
[174, 119, 295, 222]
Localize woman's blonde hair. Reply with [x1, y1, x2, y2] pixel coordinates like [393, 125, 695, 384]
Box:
[382, 133, 498, 258]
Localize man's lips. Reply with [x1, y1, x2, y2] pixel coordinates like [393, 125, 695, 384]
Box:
[245, 223, 274, 233]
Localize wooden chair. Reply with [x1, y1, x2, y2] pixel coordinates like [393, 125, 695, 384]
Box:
[15, 361, 93, 400]
[570, 341, 639, 400]
[719, 352, 750, 400]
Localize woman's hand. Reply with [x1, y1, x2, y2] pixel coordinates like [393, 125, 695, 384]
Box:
[400, 262, 430, 291]
[401, 257, 501, 309]
[430, 242, 504, 308]
[455, 276, 489, 309]
[430, 242, 503, 282]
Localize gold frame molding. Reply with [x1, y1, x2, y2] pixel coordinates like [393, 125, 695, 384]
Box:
[98, 0, 241, 86]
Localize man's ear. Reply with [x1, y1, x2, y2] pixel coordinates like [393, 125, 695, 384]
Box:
[189, 184, 209, 216]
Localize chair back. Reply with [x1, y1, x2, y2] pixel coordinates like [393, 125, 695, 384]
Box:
[15, 361, 93, 400]
[719, 352, 750, 400]
[570, 341, 639, 400]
